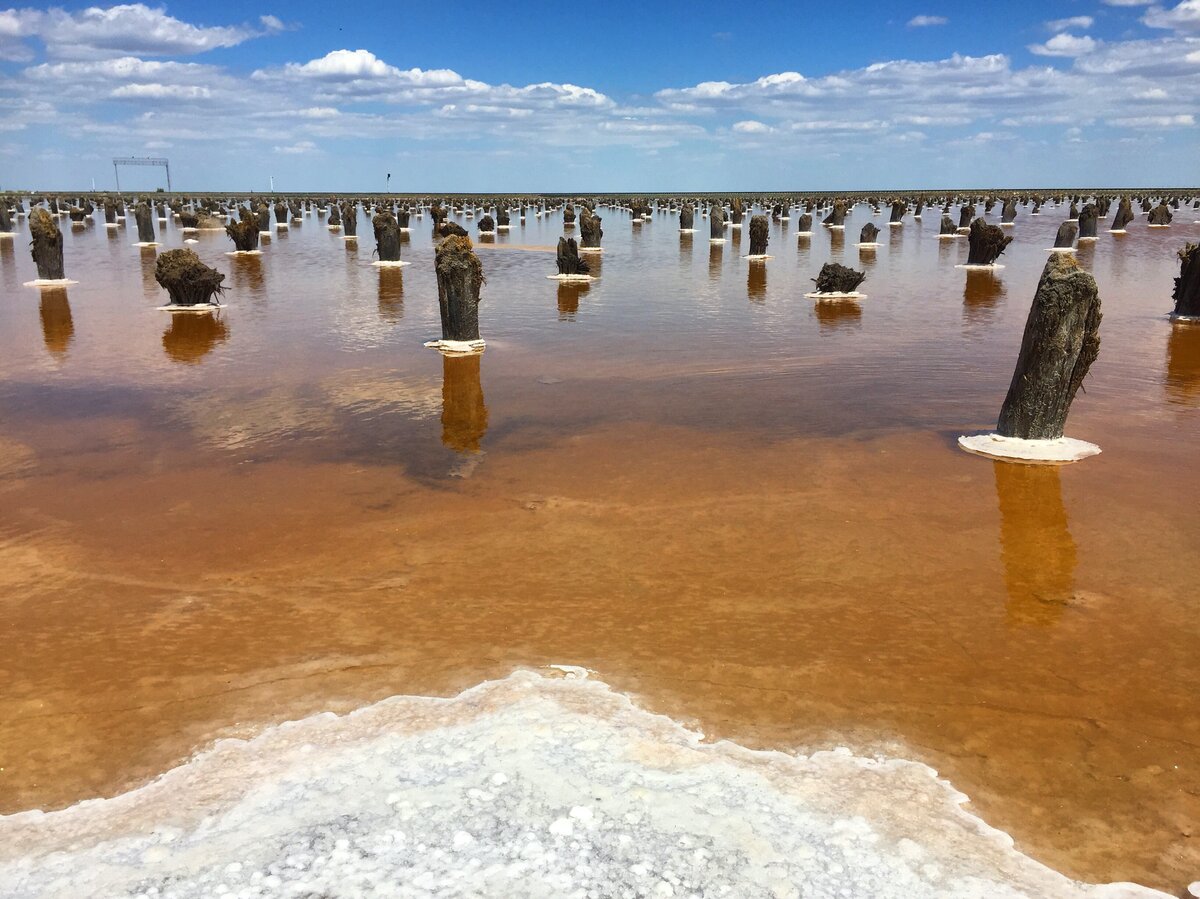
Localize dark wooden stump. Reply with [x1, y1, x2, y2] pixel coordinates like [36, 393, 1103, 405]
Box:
[154, 249, 226, 306]
[477, 214, 496, 233]
[556, 237, 590, 275]
[813, 262, 866, 294]
[1148, 203, 1173, 225]
[435, 235, 483, 342]
[748, 215, 769, 255]
[1110, 198, 1134, 231]
[563, 205, 577, 225]
[134, 202, 155, 243]
[966, 218, 1013, 265]
[29, 208, 65, 280]
[274, 203, 288, 226]
[939, 214, 957, 235]
[957, 205, 974, 229]
[710, 205, 726, 238]
[859, 222, 880, 243]
[580, 208, 603, 248]
[0, 202, 13, 231]
[680, 205, 694, 230]
[442, 353, 488, 453]
[1001, 198, 1017, 223]
[225, 219, 260, 252]
[373, 212, 401, 261]
[1077, 204, 1098, 238]
[1068, 202, 1079, 221]
[1173, 243, 1200, 317]
[996, 253, 1101, 439]
[796, 212, 812, 232]
[436, 221, 468, 240]
[889, 200, 906, 223]
[341, 203, 357, 237]
[1053, 222, 1078, 248]
[178, 211, 198, 229]
[328, 204, 341, 226]
[730, 198, 744, 225]
[823, 200, 846, 227]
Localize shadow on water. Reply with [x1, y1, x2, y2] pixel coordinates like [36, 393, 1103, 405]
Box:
[378, 268, 404, 323]
[441, 353, 488, 454]
[162, 312, 229, 364]
[993, 460, 1077, 627]
[1165, 322, 1200, 405]
[39, 288, 74, 358]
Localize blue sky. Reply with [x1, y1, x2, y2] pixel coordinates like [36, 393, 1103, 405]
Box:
[1, 0, 1198, 191]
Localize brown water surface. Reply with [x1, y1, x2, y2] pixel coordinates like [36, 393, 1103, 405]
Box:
[0, 203, 1197, 892]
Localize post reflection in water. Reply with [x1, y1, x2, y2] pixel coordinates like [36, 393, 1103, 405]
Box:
[441, 352, 488, 454]
[377, 268, 404, 323]
[730, 226, 742, 252]
[1164, 322, 1200, 405]
[747, 261, 766, 304]
[708, 243, 722, 280]
[813, 298, 861, 332]
[993, 461, 1077, 626]
[962, 270, 1005, 327]
[39, 288, 74, 358]
[139, 245, 159, 298]
[678, 232, 692, 266]
[858, 245, 877, 268]
[162, 312, 229, 364]
[1074, 239, 1096, 272]
[829, 226, 844, 254]
[231, 253, 265, 295]
[557, 280, 589, 320]
[0, 236, 15, 291]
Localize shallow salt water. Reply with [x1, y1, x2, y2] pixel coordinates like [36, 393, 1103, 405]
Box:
[0, 670, 1172, 899]
[0, 199, 1198, 894]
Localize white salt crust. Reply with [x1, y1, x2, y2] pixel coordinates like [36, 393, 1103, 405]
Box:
[742, 254, 773, 260]
[826, 225, 845, 230]
[678, 229, 695, 234]
[156, 303, 225, 313]
[889, 221, 904, 227]
[806, 291, 867, 300]
[341, 236, 358, 241]
[957, 433, 1101, 464]
[955, 264, 1006, 271]
[133, 242, 162, 248]
[0, 669, 1166, 899]
[1045, 247, 1077, 253]
[578, 247, 604, 253]
[105, 223, 121, 229]
[709, 238, 727, 244]
[1170, 314, 1200, 323]
[372, 260, 411, 268]
[1147, 225, 1171, 229]
[795, 231, 813, 237]
[225, 250, 263, 257]
[0, 231, 16, 238]
[423, 338, 486, 354]
[23, 279, 78, 288]
[546, 274, 595, 282]
[857, 243, 881, 249]
[1077, 237, 1097, 243]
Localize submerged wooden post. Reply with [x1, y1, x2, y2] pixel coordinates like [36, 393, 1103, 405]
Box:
[730, 198, 744, 225]
[889, 200, 905, 224]
[134, 202, 155, 243]
[434, 235, 483, 343]
[966, 218, 1013, 265]
[679, 205, 694, 231]
[710, 204, 726, 239]
[1148, 203, 1173, 226]
[996, 254, 1101, 440]
[341, 202, 358, 237]
[563, 204, 577, 225]
[1077, 204, 1098, 239]
[957, 204, 974, 229]
[1001, 197, 1017, 224]
[796, 212, 812, 233]
[274, 202, 288, 227]
[1110, 198, 1134, 232]
[939, 214, 957, 236]
[225, 219, 260, 252]
[860, 222, 880, 243]
[580, 208, 603, 248]
[1053, 222, 1078, 249]
[824, 200, 846, 227]
[0, 201, 13, 232]
[154, 249, 226, 307]
[477, 213, 496, 234]
[29, 208, 65, 280]
[556, 237, 590, 275]
[748, 215, 769, 256]
[373, 212, 401, 261]
[1173, 243, 1200, 318]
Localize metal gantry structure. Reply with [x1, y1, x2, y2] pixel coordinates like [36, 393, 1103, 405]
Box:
[113, 157, 172, 193]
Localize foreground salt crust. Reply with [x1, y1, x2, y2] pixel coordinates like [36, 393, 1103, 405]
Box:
[0, 670, 1169, 899]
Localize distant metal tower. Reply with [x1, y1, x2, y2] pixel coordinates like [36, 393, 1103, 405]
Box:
[112, 157, 172, 192]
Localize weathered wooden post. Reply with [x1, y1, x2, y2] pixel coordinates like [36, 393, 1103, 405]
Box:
[1050, 221, 1078, 251]
[341, 202, 358, 238]
[580, 208, 603, 250]
[563, 204, 577, 226]
[957, 204, 974, 231]
[477, 213, 496, 235]
[327, 203, 342, 228]
[495, 206, 509, 229]
[154, 249, 225, 308]
[823, 200, 846, 228]
[796, 212, 813, 234]
[1172, 243, 1200, 320]
[729, 197, 744, 227]
[889, 200, 906, 225]
[710, 204, 726, 241]
[1148, 203, 1173, 227]
[372, 211, 404, 264]
[553, 236, 592, 279]
[225, 218, 260, 253]
[747, 215, 770, 258]
[427, 235, 484, 351]
[274, 202, 288, 229]
[1110, 198, 1134, 233]
[806, 262, 866, 297]
[28, 208, 66, 282]
[1076, 204, 1098, 240]
[679, 204, 694, 232]
[939, 214, 957, 237]
[1001, 197, 1017, 225]
[959, 253, 1102, 462]
[133, 201, 157, 245]
[858, 222, 880, 246]
[0, 201, 13, 234]
[964, 218, 1012, 266]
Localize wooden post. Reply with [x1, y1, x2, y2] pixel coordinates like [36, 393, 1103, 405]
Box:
[1148, 203, 1173, 226]
[859, 223, 880, 243]
[1077, 204, 1098, 239]
[154, 249, 226, 307]
[824, 200, 846, 227]
[966, 218, 1013, 265]
[889, 200, 906, 224]
[1110, 198, 1134, 231]
[134, 202, 155, 243]
[748, 215, 769, 256]
[580, 208, 603, 248]
[957, 204, 974, 229]
[796, 212, 812, 233]
[373, 212, 401, 261]
[709, 204, 726, 239]
[341, 202, 358, 237]
[1173, 243, 1200, 318]
[996, 254, 1101, 439]
[435, 235, 483, 342]
[812, 263, 865, 294]
[679, 204, 694, 231]
[225, 219, 260, 252]
[1053, 222, 1078, 249]
[556, 237, 590, 275]
[29, 208, 65, 280]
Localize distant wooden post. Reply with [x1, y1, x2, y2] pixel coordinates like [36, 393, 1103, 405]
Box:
[226, 219, 260, 252]
[1173, 243, 1200, 318]
[1077, 204, 1098, 239]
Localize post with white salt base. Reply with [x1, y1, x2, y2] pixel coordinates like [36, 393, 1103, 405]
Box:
[961, 218, 1012, 267]
[427, 235, 484, 353]
[1172, 243, 1200, 321]
[959, 253, 1101, 463]
[134, 202, 157, 246]
[154, 249, 226, 310]
[0, 199, 13, 236]
[579, 207, 603, 251]
[225, 219, 260, 254]
[889, 200, 905, 226]
[858, 223, 880, 248]
[1049, 221, 1077, 252]
[27, 208, 68, 284]
[373, 212, 406, 266]
[806, 262, 866, 300]
[679, 204, 694, 232]
[938, 214, 957, 238]
[552, 237, 592, 280]
[795, 212, 812, 235]
[1076, 204, 1098, 240]
[1110, 197, 1134, 233]
[710, 205, 726, 242]
[746, 215, 770, 259]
